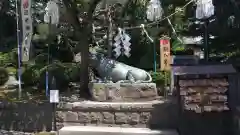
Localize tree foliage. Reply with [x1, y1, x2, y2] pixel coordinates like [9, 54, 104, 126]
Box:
[1, 0, 240, 96]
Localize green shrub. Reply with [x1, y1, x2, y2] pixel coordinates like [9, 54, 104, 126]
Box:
[0, 50, 17, 67]
[149, 70, 171, 96]
[0, 67, 9, 86]
[22, 61, 81, 93]
[21, 64, 42, 86]
[38, 62, 81, 92]
[149, 70, 170, 87]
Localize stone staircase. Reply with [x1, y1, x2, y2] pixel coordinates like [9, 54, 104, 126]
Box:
[57, 100, 179, 135]
[57, 83, 179, 135]
[59, 126, 178, 135]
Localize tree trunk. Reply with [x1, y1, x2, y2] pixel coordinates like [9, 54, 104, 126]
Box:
[62, 0, 102, 99]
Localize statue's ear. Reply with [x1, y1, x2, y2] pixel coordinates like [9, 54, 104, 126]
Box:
[96, 53, 104, 58]
[89, 47, 97, 54]
[95, 48, 107, 55]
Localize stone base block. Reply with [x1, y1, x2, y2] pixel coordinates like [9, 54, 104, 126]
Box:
[89, 83, 158, 102]
[59, 126, 179, 135]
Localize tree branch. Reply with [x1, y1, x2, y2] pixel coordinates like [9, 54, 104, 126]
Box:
[62, 0, 102, 31]
[88, 0, 102, 18]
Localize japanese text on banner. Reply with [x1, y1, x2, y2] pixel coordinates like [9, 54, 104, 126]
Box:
[160, 39, 171, 71]
[21, 0, 33, 62]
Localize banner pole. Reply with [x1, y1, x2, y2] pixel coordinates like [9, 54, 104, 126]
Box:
[16, 0, 22, 99]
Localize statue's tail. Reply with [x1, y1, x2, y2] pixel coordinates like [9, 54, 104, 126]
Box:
[145, 72, 152, 83]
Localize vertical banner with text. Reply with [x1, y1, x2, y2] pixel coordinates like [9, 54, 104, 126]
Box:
[160, 38, 171, 71]
[21, 0, 33, 62]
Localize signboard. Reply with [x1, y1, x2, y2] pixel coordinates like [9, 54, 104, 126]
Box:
[50, 90, 59, 103]
[160, 38, 171, 71]
[21, 0, 33, 62]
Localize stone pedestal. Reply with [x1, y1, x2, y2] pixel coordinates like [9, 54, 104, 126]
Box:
[89, 83, 158, 102]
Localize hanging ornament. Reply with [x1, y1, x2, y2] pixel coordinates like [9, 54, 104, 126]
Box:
[113, 28, 132, 58]
[114, 46, 122, 58]
[195, 0, 215, 19]
[146, 0, 163, 21]
[44, 0, 59, 25]
[228, 15, 236, 27]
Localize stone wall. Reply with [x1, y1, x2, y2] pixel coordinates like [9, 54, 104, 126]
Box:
[0, 100, 52, 132]
[56, 99, 178, 130]
[0, 130, 33, 135]
[0, 95, 178, 132]
[234, 107, 240, 135]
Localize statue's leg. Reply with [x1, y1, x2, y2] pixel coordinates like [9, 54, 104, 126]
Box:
[116, 80, 125, 83]
[126, 70, 136, 83]
[115, 70, 135, 83]
[135, 72, 153, 83]
[135, 80, 144, 83]
[116, 80, 131, 83]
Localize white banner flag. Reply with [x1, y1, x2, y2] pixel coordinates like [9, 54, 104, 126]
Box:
[21, 0, 33, 62]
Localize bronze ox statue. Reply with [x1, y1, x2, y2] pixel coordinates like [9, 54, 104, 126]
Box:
[89, 52, 152, 83]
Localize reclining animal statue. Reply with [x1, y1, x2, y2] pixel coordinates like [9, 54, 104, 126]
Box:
[89, 52, 152, 83]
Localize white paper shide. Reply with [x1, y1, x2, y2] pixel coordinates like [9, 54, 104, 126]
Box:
[113, 28, 131, 58]
[21, 0, 33, 62]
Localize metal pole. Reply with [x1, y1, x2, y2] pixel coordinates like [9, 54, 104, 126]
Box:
[16, 0, 22, 99]
[52, 103, 57, 131]
[46, 16, 51, 97]
[204, 19, 209, 61]
[153, 8, 157, 72]
[47, 15, 57, 131]
[51, 77, 57, 131]
[153, 42, 157, 72]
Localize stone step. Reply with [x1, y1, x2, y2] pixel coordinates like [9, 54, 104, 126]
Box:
[57, 100, 178, 129]
[58, 126, 179, 135]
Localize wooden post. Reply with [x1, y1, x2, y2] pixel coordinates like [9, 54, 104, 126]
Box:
[160, 37, 171, 71]
[160, 36, 171, 97]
